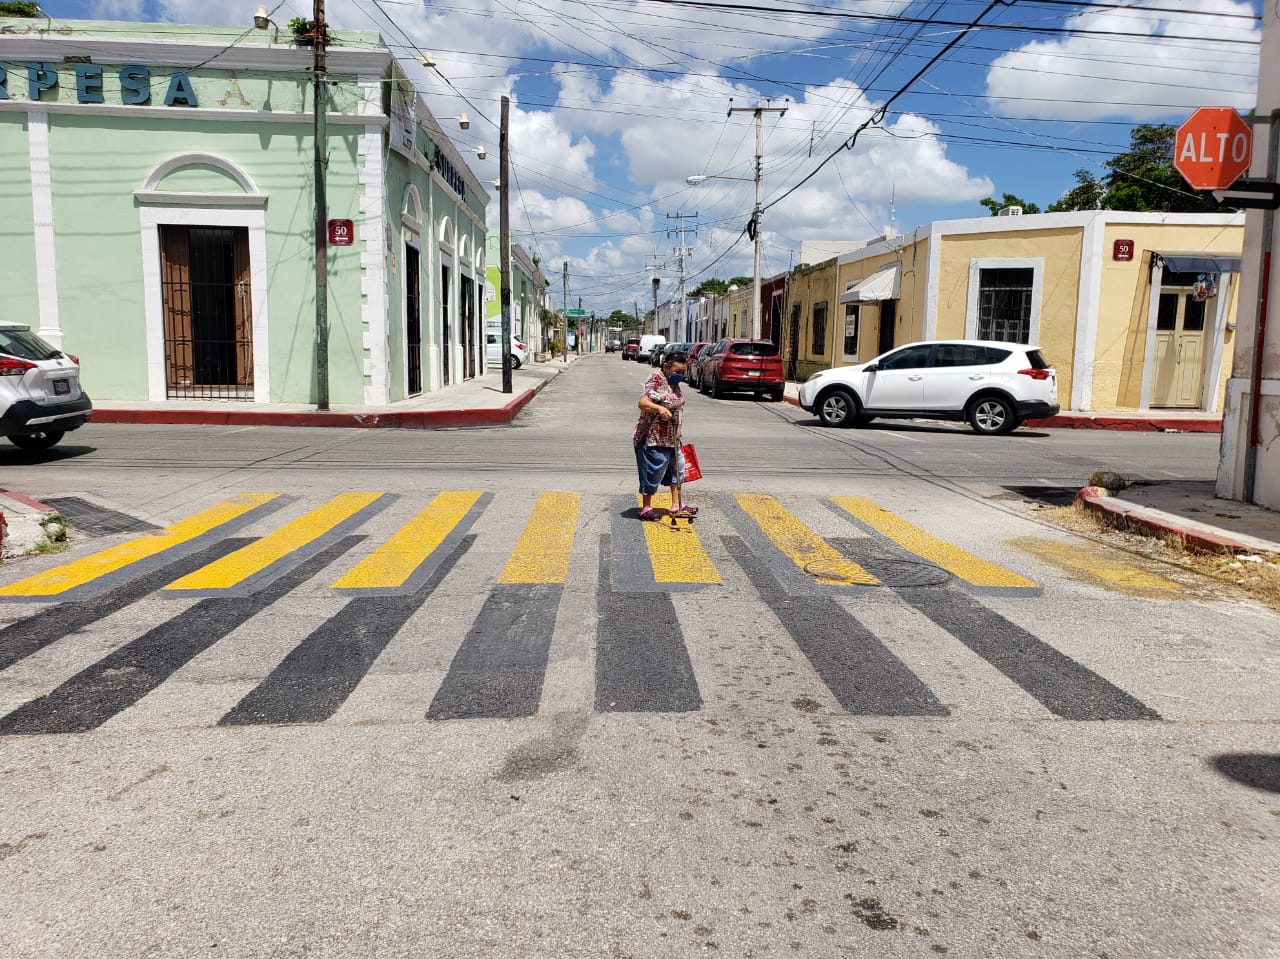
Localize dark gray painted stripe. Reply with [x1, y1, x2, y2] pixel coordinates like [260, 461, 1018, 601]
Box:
[0, 537, 251, 674]
[12, 496, 294, 604]
[164, 495, 394, 598]
[0, 537, 360, 736]
[220, 536, 473, 727]
[596, 534, 701, 713]
[334, 491, 493, 597]
[893, 585, 1160, 721]
[725, 535, 948, 717]
[426, 584, 562, 720]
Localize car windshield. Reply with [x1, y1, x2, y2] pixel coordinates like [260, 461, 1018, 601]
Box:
[729, 342, 779, 357]
[0, 328, 62, 361]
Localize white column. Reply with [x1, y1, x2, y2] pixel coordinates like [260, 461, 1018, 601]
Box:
[27, 110, 61, 348]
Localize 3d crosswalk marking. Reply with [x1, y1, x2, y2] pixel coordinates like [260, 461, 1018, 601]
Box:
[0, 493, 280, 598]
[331, 491, 483, 590]
[636, 492, 722, 585]
[164, 492, 384, 593]
[832, 497, 1038, 590]
[498, 492, 581, 584]
[733, 493, 878, 586]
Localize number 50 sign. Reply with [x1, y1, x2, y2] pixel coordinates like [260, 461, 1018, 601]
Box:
[327, 219, 355, 246]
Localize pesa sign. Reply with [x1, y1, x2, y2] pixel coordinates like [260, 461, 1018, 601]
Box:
[1174, 107, 1252, 191]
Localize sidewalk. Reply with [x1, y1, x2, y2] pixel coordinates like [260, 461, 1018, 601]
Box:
[89, 355, 579, 430]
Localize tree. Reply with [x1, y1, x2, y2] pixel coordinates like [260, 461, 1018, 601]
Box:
[1046, 125, 1218, 214]
[1046, 169, 1105, 213]
[606, 309, 631, 327]
[0, 2, 43, 15]
[728, 276, 753, 288]
[690, 278, 728, 297]
[979, 193, 1041, 216]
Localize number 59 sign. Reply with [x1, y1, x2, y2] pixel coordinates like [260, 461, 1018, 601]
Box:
[327, 219, 355, 246]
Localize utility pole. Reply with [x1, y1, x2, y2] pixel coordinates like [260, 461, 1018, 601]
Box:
[561, 260, 568, 361]
[730, 99, 787, 341]
[313, 0, 329, 410]
[645, 251, 664, 335]
[499, 96, 512, 393]
[666, 212, 697, 339]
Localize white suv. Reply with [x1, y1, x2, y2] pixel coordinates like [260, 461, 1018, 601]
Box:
[798, 339, 1059, 435]
[1, 323, 92, 450]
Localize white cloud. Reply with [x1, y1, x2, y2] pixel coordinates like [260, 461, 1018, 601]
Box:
[983, 0, 1260, 121]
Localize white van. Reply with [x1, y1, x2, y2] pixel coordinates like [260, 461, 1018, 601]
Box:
[637, 334, 666, 364]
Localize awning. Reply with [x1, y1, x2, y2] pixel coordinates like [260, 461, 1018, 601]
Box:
[1155, 252, 1241, 274]
[840, 264, 901, 304]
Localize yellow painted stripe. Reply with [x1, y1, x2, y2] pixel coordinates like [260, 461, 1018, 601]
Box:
[0, 493, 280, 597]
[499, 492, 581, 584]
[833, 496, 1038, 589]
[734, 493, 878, 585]
[638, 493, 721, 584]
[331, 491, 482, 590]
[1011, 537, 1182, 596]
[165, 491, 383, 592]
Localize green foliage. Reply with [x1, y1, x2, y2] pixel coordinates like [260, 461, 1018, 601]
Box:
[607, 309, 632, 326]
[690, 278, 728, 297]
[979, 193, 1041, 216]
[0, 2, 42, 16]
[729, 276, 754, 288]
[1046, 125, 1217, 214]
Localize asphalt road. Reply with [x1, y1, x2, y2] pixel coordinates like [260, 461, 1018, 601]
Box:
[0, 355, 1276, 959]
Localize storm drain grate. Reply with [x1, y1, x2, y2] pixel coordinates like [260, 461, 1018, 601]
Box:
[41, 497, 162, 538]
[1000, 485, 1078, 507]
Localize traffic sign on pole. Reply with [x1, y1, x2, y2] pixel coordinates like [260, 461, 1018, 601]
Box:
[1174, 107, 1253, 191]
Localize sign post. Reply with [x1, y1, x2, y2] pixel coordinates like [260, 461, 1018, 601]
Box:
[1173, 107, 1253, 191]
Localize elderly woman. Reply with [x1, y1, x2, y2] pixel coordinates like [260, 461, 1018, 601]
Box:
[634, 351, 697, 521]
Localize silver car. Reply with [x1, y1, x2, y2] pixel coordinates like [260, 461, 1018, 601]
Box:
[0, 323, 92, 450]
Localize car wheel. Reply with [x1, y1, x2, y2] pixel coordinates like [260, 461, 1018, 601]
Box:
[766, 388, 783, 402]
[967, 396, 1016, 435]
[816, 389, 858, 427]
[709, 375, 722, 399]
[509, 353, 522, 370]
[8, 430, 65, 451]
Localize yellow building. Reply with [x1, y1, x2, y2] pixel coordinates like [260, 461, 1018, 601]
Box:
[785, 211, 1245, 413]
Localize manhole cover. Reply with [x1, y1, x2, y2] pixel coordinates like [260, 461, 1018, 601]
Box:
[864, 558, 952, 588]
[1001, 485, 1077, 507]
[41, 497, 161, 537]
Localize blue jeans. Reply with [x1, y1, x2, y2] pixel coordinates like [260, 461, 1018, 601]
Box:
[635, 443, 677, 495]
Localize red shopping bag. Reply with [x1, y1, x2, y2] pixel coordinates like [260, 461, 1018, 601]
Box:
[679, 443, 702, 483]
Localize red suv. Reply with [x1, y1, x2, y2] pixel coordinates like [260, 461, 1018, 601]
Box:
[699, 338, 785, 401]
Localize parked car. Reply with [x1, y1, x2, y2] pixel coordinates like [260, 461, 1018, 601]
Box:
[605, 339, 621, 353]
[485, 333, 527, 370]
[652, 341, 689, 367]
[698, 338, 785, 401]
[797, 339, 1060, 435]
[636, 334, 666, 364]
[623, 337, 641, 360]
[0, 322, 92, 450]
[687, 343, 714, 389]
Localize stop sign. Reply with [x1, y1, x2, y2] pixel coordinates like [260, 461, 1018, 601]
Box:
[1174, 107, 1253, 191]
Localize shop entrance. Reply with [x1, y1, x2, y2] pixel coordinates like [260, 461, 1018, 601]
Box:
[1152, 287, 1208, 408]
[159, 225, 253, 399]
[461, 274, 476, 379]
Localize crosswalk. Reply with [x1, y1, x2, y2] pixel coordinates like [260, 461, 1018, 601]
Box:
[0, 489, 1166, 734]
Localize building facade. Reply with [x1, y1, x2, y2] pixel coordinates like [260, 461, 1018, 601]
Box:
[782, 212, 1244, 413]
[0, 17, 487, 407]
[484, 235, 549, 362]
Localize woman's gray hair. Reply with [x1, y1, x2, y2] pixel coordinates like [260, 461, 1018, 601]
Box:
[661, 352, 688, 368]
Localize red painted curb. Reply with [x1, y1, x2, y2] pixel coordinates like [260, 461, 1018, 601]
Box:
[1079, 492, 1249, 553]
[0, 489, 56, 513]
[90, 389, 536, 430]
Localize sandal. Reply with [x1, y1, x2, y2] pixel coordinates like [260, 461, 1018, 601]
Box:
[671, 505, 698, 517]
[638, 507, 659, 521]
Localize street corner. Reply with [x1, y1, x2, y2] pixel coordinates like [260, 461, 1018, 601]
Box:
[0, 490, 67, 560]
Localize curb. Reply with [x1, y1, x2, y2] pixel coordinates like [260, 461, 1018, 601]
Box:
[1075, 488, 1280, 554]
[0, 489, 61, 559]
[90, 386, 540, 430]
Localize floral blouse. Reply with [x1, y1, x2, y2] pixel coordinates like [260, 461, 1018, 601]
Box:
[633, 369, 685, 448]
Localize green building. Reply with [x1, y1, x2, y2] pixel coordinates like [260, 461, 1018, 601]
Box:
[0, 17, 488, 406]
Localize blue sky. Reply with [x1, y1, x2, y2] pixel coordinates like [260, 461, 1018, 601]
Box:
[33, 0, 1264, 313]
